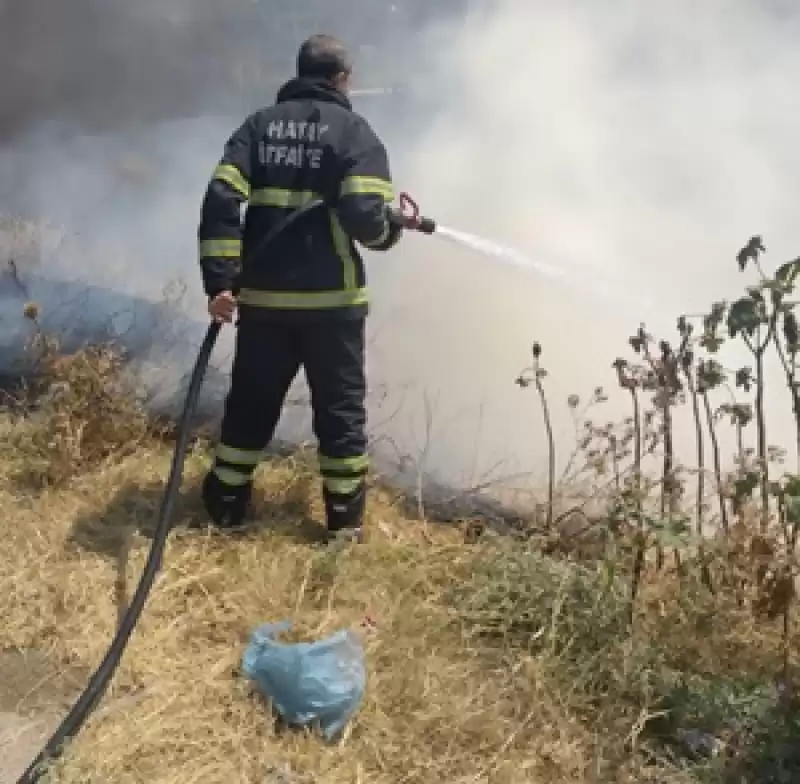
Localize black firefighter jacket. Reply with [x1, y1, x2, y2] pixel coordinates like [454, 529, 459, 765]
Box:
[197, 76, 403, 323]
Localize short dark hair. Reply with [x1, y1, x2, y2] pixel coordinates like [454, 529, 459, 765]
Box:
[297, 34, 352, 79]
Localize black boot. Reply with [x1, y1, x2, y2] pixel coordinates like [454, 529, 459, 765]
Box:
[323, 484, 366, 544]
[201, 471, 252, 530]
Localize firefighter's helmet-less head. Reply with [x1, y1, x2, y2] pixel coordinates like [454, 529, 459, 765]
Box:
[296, 34, 353, 96]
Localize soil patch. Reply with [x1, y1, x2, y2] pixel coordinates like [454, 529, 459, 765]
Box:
[0, 649, 88, 783]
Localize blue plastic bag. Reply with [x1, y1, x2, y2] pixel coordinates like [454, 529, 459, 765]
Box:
[241, 621, 366, 740]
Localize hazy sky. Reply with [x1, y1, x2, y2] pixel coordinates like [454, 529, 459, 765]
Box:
[2, 0, 800, 490]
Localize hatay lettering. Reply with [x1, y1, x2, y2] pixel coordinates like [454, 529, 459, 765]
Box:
[258, 119, 329, 169]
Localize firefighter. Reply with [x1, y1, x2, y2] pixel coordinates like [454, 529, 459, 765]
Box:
[197, 34, 405, 543]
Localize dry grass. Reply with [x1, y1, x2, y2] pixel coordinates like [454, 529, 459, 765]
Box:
[0, 438, 583, 784]
[0, 334, 798, 783]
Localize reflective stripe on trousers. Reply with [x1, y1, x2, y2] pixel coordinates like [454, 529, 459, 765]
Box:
[318, 452, 369, 496]
[211, 444, 369, 497]
[211, 442, 262, 487]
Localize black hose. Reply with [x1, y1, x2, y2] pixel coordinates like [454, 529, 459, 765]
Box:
[16, 320, 220, 783]
[17, 198, 325, 784]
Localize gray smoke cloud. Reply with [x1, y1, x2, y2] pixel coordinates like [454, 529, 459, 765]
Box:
[2, 0, 800, 494]
[372, 0, 800, 487]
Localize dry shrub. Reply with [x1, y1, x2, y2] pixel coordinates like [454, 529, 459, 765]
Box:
[454, 534, 800, 781]
[5, 311, 151, 487]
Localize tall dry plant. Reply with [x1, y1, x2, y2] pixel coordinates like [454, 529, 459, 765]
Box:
[515, 341, 555, 529]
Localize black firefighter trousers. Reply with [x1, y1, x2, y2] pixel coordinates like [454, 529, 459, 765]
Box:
[202, 317, 368, 531]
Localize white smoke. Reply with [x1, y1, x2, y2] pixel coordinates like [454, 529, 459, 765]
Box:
[2, 0, 800, 493]
[368, 0, 800, 487]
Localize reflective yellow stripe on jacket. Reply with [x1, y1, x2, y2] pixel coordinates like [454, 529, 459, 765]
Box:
[333, 176, 394, 271]
[238, 288, 368, 309]
[199, 238, 242, 259]
[244, 187, 366, 310]
[212, 163, 250, 199]
[340, 176, 394, 249]
[339, 176, 394, 202]
[250, 188, 320, 208]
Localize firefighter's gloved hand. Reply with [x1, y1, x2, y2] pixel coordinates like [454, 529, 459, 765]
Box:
[209, 290, 237, 323]
[381, 205, 405, 250]
[385, 206, 407, 229]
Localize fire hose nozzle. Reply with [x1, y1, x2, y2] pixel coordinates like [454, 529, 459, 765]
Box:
[415, 216, 437, 234]
[397, 192, 437, 235]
